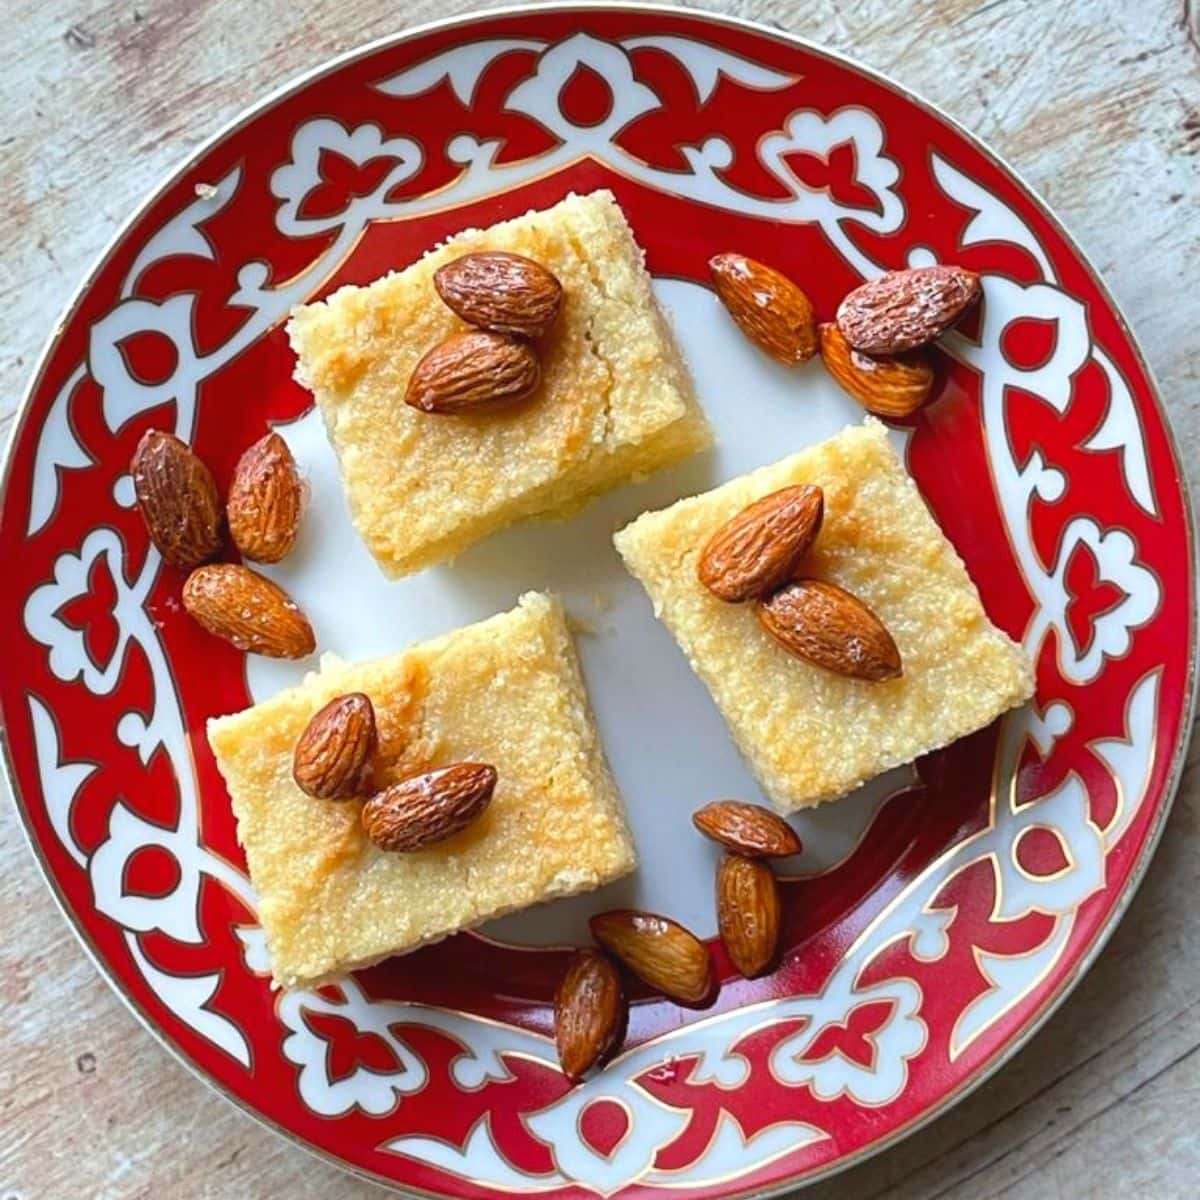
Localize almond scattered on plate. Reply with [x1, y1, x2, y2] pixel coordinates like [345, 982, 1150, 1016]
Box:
[405, 330, 542, 415]
[709, 252, 817, 366]
[293, 693, 377, 800]
[227, 432, 304, 563]
[182, 563, 315, 659]
[434, 251, 563, 340]
[836, 264, 980, 355]
[818, 323, 933, 418]
[589, 909, 712, 1005]
[716, 854, 780, 978]
[698, 484, 824, 602]
[692, 800, 802, 858]
[130, 430, 223, 570]
[756, 578, 902, 682]
[554, 948, 625, 1081]
[361, 762, 498, 852]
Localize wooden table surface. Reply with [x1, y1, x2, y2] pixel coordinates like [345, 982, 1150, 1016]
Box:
[1, 1, 1197, 1197]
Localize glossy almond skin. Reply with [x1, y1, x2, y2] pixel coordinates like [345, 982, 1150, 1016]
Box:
[756, 579, 902, 682]
[554, 949, 625, 1082]
[692, 800, 802, 858]
[182, 564, 315, 659]
[836, 265, 980, 354]
[434, 251, 563, 339]
[818, 323, 934, 418]
[697, 484, 824, 602]
[709, 253, 817, 365]
[130, 430, 222, 570]
[361, 763, 497, 852]
[292, 693, 376, 800]
[717, 854, 780, 978]
[227, 432, 304, 563]
[590, 910, 712, 1005]
[405, 330, 541, 415]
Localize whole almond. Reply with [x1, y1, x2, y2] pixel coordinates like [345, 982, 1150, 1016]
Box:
[819, 323, 933, 418]
[692, 801, 802, 858]
[434, 251, 563, 339]
[361, 763, 497, 852]
[293, 693, 377, 800]
[836, 265, 980, 354]
[717, 854, 780, 978]
[697, 485, 824, 602]
[555, 949, 625, 1081]
[405, 331, 540, 415]
[589, 910, 712, 1005]
[130, 430, 222, 570]
[757, 579, 902, 682]
[182, 563, 315, 659]
[709, 253, 817, 365]
[227, 432, 304, 563]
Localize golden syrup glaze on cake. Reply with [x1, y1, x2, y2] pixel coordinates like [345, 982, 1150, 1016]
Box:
[288, 191, 710, 577]
[615, 420, 1035, 811]
[207, 593, 635, 987]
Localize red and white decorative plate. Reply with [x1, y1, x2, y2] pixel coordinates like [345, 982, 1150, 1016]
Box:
[3, 5, 1194, 1195]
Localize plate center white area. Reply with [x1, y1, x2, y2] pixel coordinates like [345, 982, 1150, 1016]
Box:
[246, 279, 911, 944]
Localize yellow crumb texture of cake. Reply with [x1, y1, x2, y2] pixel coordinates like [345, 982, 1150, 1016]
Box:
[614, 420, 1035, 811]
[207, 593, 635, 988]
[287, 190, 710, 577]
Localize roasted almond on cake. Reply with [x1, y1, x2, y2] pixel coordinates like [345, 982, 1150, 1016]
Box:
[434, 251, 563, 339]
[292, 693, 377, 800]
[361, 763, 498, 852]
[698, 484, 824, 602]
[756, 579, 902, 682]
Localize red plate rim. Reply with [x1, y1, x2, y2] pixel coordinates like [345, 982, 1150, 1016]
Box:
[3, 3, 1196, 1193]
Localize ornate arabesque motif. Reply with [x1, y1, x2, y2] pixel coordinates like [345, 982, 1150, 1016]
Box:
[16, 28, 1168, 1196]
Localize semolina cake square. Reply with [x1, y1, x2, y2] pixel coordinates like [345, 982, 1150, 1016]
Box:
[207, 593, 635, 988]
[614, 420, 1034, 811]
[288, 190, 710, 578]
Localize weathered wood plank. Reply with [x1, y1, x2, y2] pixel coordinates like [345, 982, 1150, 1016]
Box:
[1, 1, 1196, 1197]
